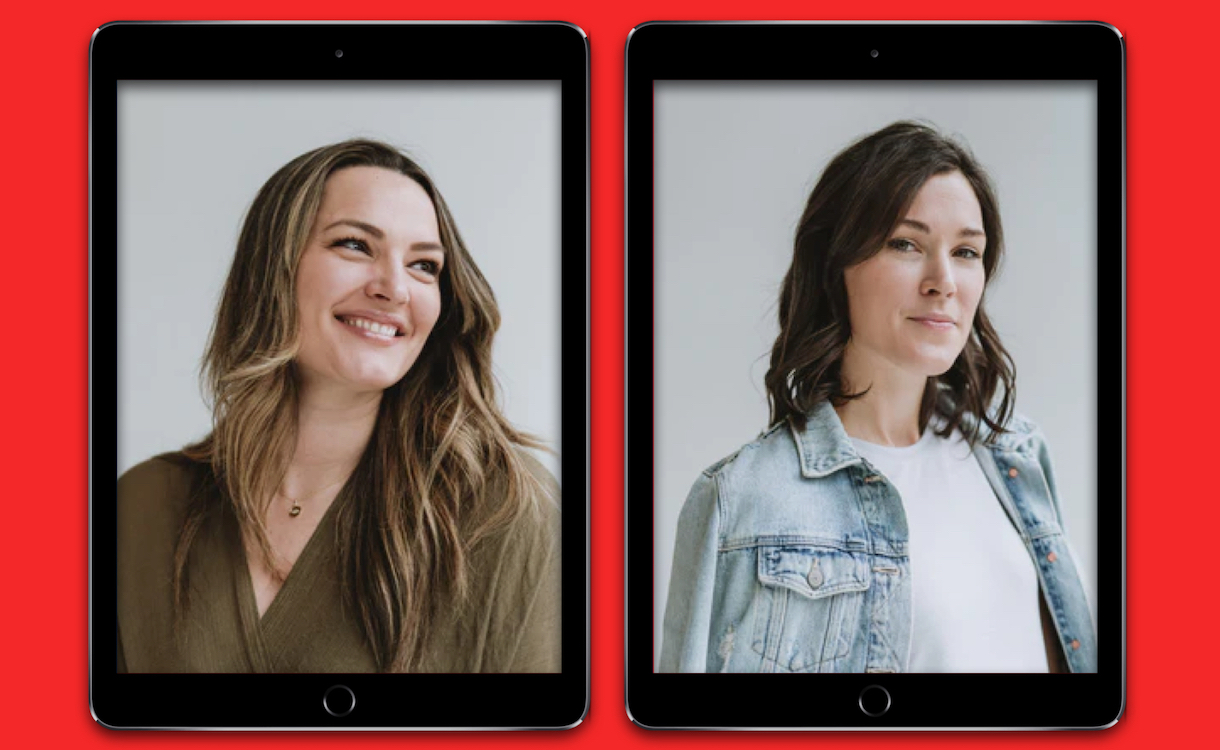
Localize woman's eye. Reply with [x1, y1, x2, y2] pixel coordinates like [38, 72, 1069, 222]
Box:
[955, 247, 982, 260]
[332, 237, 370, 254]
[887, 238, 917, 253]
[409, 259, 442, 277]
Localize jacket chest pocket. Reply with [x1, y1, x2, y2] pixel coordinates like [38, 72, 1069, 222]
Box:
[751, 545, 870, 673]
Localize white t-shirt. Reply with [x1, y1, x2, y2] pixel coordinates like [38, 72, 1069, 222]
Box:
[851, 426, 1049, 673]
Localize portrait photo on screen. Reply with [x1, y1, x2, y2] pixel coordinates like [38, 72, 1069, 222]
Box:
[116, 82, 563, 673]
[654, 82, 1097, 674]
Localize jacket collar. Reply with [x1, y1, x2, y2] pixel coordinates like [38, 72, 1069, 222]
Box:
[789, 393, 1028, 479]
[788, 400, 864, 479]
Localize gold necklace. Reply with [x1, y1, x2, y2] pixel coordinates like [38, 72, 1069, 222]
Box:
[280, 477, 348, 519]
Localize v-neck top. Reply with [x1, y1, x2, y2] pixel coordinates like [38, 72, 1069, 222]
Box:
[117, 452, 561, 673]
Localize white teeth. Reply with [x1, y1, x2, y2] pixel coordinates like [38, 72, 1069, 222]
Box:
[341, 317, 398, 337]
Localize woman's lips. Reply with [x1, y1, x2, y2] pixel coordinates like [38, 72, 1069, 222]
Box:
[909, 317, 956, 330]
[336, 316, 402, 346]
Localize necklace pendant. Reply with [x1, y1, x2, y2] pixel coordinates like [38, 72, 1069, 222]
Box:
[289, 502, 301, 517]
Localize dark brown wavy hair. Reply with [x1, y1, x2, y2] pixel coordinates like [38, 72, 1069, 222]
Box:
[765, 121, 1016, 444]
[174, 139, 551, 671]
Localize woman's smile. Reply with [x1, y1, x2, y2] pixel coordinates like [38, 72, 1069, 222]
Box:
[336, 315, 405, 345]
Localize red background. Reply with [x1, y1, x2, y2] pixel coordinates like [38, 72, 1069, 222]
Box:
[4, 0, 1214, 745]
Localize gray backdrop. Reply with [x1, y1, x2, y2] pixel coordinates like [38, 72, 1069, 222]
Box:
[653, 82, 1098, 665]
[118, 82, 561, 479]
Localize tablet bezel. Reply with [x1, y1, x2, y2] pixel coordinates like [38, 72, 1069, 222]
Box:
[90, 21, 589, 730]
[624, 21, 1124, 730]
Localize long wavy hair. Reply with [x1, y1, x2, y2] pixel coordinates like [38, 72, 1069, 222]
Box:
[765, 121, 1016, 444]
[174, 139, 550, 671]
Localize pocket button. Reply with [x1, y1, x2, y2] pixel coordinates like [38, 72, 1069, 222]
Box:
[806, 560, 824, 589]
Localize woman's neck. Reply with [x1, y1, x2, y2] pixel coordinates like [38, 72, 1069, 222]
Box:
[280, 381, 382, 500]
[835, 344, 928, 447]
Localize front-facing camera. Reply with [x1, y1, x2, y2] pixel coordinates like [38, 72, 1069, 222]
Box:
[335, 49, 344, 58]
[870, 49, 879, 58]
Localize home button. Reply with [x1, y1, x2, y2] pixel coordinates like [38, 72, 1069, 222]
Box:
[858, 685, 891, 717]
[323, 685, 356, 717]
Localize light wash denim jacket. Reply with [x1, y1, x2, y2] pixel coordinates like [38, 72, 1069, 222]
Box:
[660, 400, 1097, 673]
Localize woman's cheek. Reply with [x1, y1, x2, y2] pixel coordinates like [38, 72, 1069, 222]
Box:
[419, 285, 443, 333]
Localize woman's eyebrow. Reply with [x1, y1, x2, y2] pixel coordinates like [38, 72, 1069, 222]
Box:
[322, 218, 446, 253]
[322, 219, 445, 253]
[899, 218, 985, 238]
[323, 218, 384, 239]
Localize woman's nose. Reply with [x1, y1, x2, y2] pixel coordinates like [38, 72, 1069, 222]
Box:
[367, 259, 411, 303]
[921, 253, 957, 297]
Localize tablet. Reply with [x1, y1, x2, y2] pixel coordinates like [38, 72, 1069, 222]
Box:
[90, 21, 588, 729]
[625, 21, 1124, 729]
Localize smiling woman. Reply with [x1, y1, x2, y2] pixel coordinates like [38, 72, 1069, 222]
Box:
[296, 167, 445, 397]
[659, 122, 1096, 674]
[116, 140, 560, 673]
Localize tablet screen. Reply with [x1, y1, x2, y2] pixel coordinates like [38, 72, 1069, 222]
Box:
[115, 81, 564, 673]
[652, 81, 1098, 672]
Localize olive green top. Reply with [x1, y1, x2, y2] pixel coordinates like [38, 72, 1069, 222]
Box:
[116, 452, 561, 673]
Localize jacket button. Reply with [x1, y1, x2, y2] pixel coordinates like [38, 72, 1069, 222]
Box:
[1047, 552, 1058, 563]
[1007, 467, 1019, 478]
[806, 562, 824, 589]
[1071, 639, 1080, 650]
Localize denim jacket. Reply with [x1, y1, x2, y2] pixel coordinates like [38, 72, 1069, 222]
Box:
[660, 400, 1097, 673]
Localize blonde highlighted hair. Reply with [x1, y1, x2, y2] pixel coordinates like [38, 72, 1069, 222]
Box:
[176, 139, 551, 671]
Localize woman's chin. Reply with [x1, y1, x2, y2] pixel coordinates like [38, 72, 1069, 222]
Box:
[327, 369, 408, 396]
[904, 349, 963, 378]
[355, 374, 406, 393]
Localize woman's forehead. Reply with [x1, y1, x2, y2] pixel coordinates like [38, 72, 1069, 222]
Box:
[315, 166, 441, 242]
[902, 172, 985, 235]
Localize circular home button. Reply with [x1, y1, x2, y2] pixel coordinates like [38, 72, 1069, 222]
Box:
[322, 685, 356, 717]
[858, 685, 891, 717]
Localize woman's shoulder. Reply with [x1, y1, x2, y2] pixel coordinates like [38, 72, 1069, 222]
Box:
[679, 415, 863, 543]
[697, 420, 797, 482]
[462, 447, 561, 632]
[977, 409, 1047, 453]
[117, 452, 212, 528]
[435, 448, 561, 672]
[505, 447, 561, 548]
[937, 387, 1046, 452]
[516, 447, 561, 506]
[118, 451, 206, 496]
[467, 447, 561, 564]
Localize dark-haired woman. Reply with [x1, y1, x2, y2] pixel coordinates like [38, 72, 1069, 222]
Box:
[659, 122, 1095, 674]
[118, 140, 560, 673]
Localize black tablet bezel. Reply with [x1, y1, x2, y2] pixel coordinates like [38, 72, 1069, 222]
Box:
[624, 21, 1124, 729]
[90, 21, 588, 730]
